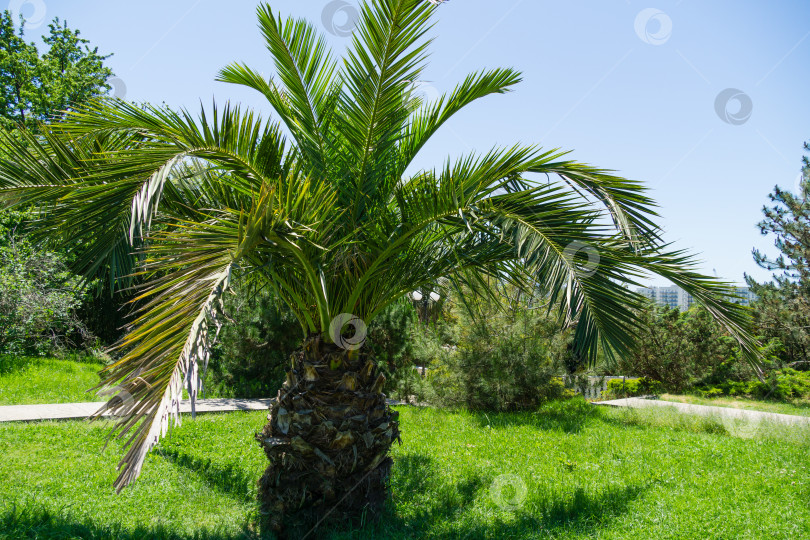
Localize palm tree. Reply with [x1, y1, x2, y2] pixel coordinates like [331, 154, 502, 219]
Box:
[0, 0, 760, 532]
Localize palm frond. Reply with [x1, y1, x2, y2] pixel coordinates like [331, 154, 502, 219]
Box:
[95, 179, 329, 489]
[397, 67, 523, 177]
[339, 0, 435, 218]
[218, 5, 337, 176]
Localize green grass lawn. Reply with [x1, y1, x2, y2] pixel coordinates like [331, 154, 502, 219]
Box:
[0, 355, 226, 406]
[661, 393, 810, 417]
[1, 400, 809, 539]
[0, 355, 105, 405]
[2, 357, 809, 538]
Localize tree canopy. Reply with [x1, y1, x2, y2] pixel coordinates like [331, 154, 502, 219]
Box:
[0, 12, 113, 131]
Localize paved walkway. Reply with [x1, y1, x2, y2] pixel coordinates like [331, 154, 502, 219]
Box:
[0, 398, 412, 423]
[0, 398, 274, 423]
[594, 397, 810, 426]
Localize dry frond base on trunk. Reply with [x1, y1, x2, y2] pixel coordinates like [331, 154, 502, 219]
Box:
[257, 333, 400, 535]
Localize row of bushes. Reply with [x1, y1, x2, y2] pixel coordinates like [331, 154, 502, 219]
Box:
[691, 368, 810, 400]
[601, 370, 810, 402]
[206, 288, 810, 408]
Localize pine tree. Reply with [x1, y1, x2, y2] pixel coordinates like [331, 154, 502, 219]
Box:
[746, 141, 810, 367]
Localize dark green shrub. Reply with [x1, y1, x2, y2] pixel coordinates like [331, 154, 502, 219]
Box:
[749, 369, 810, 399]
[206, 283, 302, 398]
[0, 210, 90, 355]
[426, 289, 573, 411]
[76, 290, 138, 347]
[605, 378, 639, 397]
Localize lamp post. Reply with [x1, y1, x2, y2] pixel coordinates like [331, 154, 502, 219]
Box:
[411, 289, 439, 324]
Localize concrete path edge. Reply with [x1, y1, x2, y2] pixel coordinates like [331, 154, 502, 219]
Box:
[0, 398, 274, 423]
[593, 397, 810, 426]
[0, 397, 411, 423]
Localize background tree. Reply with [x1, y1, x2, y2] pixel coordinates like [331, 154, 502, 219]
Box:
[0, 12, 40, 129]
[428, 283, 573, 411]
[747, 140, 810, 368]
[39, 18, 114, 123]
[615, 304, 744, 393]
[207, 277, 302, 399]
[0, 12, 113, 132]
[0, 13, 114, 353]
[0, 209, 90, 354]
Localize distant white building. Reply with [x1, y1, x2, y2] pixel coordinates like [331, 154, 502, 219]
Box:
[637, 285, 694, 311]
[636, 285, 756, 310]
[728, 287, 757, 306]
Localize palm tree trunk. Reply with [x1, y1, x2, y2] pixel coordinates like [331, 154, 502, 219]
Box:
[257, 332, 400, 534]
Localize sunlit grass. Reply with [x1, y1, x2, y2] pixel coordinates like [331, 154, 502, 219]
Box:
[0, 355, 229, 407]
[1, 399, 809, 539]
[0, 355, 105, 405]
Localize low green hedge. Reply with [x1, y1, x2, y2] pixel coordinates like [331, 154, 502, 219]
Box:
[693, 368, 810, 400]
[604, 377, 662, 398]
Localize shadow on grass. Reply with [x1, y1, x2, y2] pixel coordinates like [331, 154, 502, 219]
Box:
[289, 454, 487, 539]
[0, 452, 645, 540]
[0, 504, 265, 540]
[324, 452, 645, 540]
[1, 450, 266, 539]
[468, 397, 602, 434]
[445, 484, 647, 540]
[157, 449, 258, 503]
[394, 453, 486, 519]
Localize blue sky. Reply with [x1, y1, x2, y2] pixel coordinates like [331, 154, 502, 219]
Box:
[15, 0, 810, 285]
